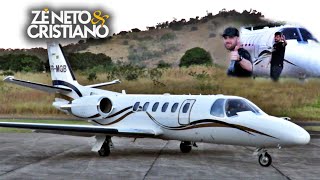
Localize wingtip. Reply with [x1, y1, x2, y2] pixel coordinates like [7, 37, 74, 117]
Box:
[3, 76, 14, 82]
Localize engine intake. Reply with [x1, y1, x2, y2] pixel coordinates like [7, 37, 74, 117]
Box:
[66, 95, 113, 118]
[99, 98, 113, 114]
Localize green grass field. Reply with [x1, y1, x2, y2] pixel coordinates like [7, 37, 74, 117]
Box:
[1, 66, 320, 121]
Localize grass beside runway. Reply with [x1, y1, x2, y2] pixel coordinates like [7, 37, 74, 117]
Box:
[0, 119, 90, 133]
[303, 126, 320, 132]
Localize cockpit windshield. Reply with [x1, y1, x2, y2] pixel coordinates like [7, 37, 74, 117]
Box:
[299, 28, 318, 42]
[225, 99, 260, 117]
[280, 28, 318, 42]
[210, 98, 266, 118]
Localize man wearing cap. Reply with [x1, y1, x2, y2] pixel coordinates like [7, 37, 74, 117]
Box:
[222, 27, 253, 77]
[268, 32, 287, 81]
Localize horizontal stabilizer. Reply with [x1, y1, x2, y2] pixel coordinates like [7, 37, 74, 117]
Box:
[3, 76, 72, 94]
[86, 79, 121, 88]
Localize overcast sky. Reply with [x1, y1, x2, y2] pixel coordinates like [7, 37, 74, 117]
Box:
[0, 0, 318, 48]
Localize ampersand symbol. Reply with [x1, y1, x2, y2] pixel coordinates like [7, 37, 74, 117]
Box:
[91, 10, 109, 26]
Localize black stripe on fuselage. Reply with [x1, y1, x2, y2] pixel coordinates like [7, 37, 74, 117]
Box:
[86, 106, 133, 120]
[105, 106, 133, 118]
[146, 113, 278, 139]
[284, 59, 297, 66]
[52, 80, 82, 97]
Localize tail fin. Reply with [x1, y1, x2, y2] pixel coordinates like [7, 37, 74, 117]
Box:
[47, 42, 83, 98]
[47, 42, 77, 83]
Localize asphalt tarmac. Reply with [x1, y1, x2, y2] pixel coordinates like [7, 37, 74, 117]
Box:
[0, 133, 319, 180]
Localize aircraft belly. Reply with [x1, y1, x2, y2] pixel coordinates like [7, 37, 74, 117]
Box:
[247, 134, 280, 147]
[212, 128, 252, 146]
[161, 127, 253, 146]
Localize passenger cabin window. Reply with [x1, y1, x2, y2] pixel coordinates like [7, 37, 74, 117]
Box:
[143, 102, 150, 111]
[133, 102, 140, 111]
[225, 99, 257, 117]
[182, 103, 190, 113]
[210, 99, 225, 117]
[171, 103, 179, 113]
[162, 102, 169, 112]
[152, 102, 159, 112]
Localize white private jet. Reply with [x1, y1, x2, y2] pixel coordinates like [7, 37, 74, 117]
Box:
[241, 24, 320, 78]
[1, 42, 310, 167]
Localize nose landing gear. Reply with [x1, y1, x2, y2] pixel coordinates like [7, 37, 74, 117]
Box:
[255, 148, 272, 167]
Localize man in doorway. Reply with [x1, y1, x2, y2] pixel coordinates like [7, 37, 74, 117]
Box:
[222, 27, 253, 77]
[269, 32, 287, 81]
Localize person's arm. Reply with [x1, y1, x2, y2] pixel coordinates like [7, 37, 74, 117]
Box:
[239, 57, 253, 72]
[282, 35, 287, 46]
[230, 51, 253, 72]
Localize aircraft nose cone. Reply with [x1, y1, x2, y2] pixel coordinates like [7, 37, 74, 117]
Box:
[281, 121, 311, 146]
[293, 128, 310, 145]
[289, 127, 310, 145]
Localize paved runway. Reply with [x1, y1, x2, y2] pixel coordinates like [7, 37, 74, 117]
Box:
[0, 133, 319, 180]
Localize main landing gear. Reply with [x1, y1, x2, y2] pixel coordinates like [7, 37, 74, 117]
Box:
[98, 137, 113, 157]
[180, 141, 197, 153]
[255, 148, 272, 167]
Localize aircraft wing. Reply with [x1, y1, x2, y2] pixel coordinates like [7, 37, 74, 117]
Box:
[3, 76, 72, 94]
[0, 122, 158, 138]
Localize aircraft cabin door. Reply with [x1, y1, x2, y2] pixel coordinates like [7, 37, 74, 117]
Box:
[178, 99, 196, 125]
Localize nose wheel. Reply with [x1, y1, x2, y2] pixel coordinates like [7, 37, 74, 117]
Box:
[255, 148, 272, 167]
[258, 152, 272, 167]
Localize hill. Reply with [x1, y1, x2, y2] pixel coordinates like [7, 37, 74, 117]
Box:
[80, 9, 282, 68]
[0, 9, 283, 69]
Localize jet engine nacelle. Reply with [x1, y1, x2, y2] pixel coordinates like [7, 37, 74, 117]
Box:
[68, 95, 113, 118]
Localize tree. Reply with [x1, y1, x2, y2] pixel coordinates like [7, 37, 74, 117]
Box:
[0, 54, 44, 72]
[67, 52, 113, 70]
[179, 47, 213, 67]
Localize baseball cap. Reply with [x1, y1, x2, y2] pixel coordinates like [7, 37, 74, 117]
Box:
[222, 27, 239, 37]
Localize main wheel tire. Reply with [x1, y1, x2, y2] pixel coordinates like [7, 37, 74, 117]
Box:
[258, 152, 272, 167]
[98, 143, 111, 157]
[180, 142, 192, 153]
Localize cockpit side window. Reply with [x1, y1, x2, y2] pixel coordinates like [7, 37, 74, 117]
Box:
[210, 99, 225, 117]
[225, 99, 257, 117]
